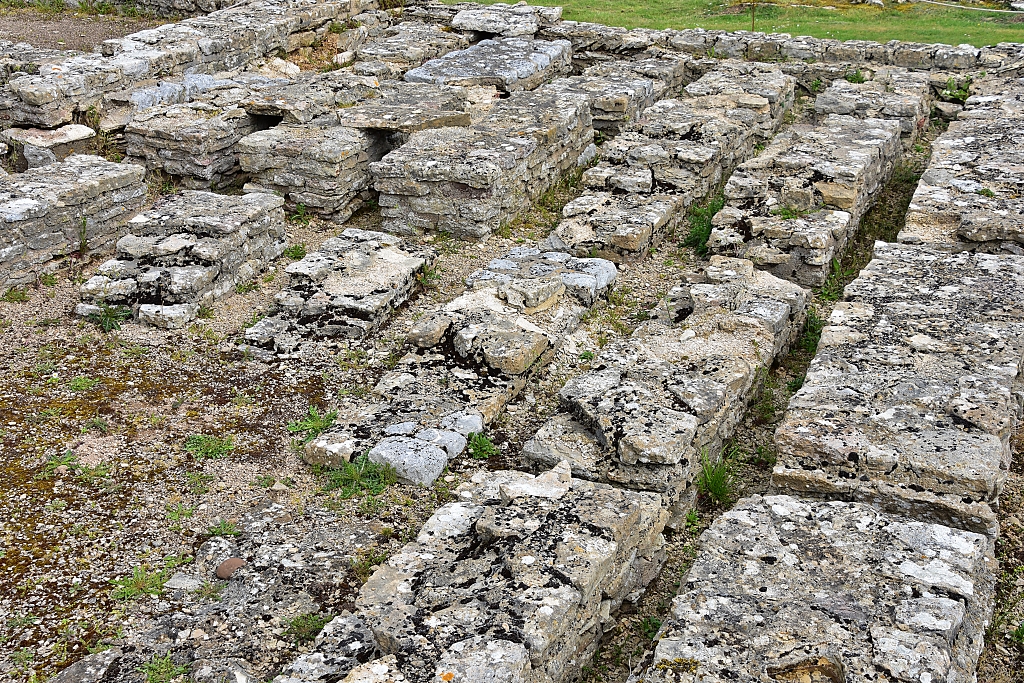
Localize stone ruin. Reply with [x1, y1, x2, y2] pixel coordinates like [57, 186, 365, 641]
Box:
[0, 1, 1019, 682]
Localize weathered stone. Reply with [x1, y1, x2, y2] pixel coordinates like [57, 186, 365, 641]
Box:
[709, 114, 902, 286]
[304, 432, 359, 468]
[1, 124, 95, 170]
[354, 21, 469, 78]
[368, 435, 448, 486]
[80, 191, 286, 320]
[405, 37, 572, 92]
[633, 495, 996, 683]
[815, 67, 933, 138]
[216, 557, 247, 579]
[451, 3, 561, 37]
[1, 154, 146, 290]
[772, 242, 1024, 537]
[243, 228, 433, 354]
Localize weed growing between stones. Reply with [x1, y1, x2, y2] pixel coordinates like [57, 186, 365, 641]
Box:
[2, 287, 29, 303]
[285, 613, 333, 644]
[287, 405, 338, 444]
[351, 547, 390, 584]
[283, 243, 307, 260]
[467, 432, 498, 460]
[138, 653, 187, 683]
[206, 519, 239, 537]
[191, 580, 225, 602]
[696, 447, 738, 508]
[321, 455, 398, 499]
[110, 565, 171, 601]
[683, 190, 725, 257]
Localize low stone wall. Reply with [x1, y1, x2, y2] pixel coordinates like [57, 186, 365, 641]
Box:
[772, 242, 1024, 538]
[405, 37, 572, 91]
[546, 61, 794, 262]
[709, 114, 902, 286]
[353, 20, 470, 79]
[1, 155, 146, 290]
[635, 494, 996, 682]
[814, 66, 933, 139]
[77, 190, 286, 328]
[900, 77, 1024, 252]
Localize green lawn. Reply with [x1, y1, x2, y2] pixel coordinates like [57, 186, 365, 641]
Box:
[453, 0, 1024, 48]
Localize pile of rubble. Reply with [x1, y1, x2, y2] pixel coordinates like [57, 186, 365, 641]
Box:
[78, 191, 286, 328]
[708, 114, 902, 285]
[1, 155, 146, 289]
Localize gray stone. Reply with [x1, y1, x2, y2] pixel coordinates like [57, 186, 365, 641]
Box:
[138, 303, 200, 329]
[368, 435, 448, 486]
[405, 37, 572, 92]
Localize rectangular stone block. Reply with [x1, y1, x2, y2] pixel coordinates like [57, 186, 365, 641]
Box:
[405, 37, 572, 92]
[815, 67, 932, 139]
[633, 495, 996, 683]
[772, 242, 1024, 537]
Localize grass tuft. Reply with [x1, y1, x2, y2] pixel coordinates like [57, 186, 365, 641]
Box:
[696, 447, 738, 507]
[184, 434, 233, 460]
[287, 406, 338, 444]
[322, 454, 398, 499]
[467, 432, 498, 460]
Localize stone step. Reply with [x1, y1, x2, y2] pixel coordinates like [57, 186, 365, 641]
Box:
[77, 190, 286, 329]
[772, 242, 1024, 538]
[709, 114, 902, 286]
[524, 257, 807, 523]
[632, 494, 996, 683]
[1, 154, 146, 290]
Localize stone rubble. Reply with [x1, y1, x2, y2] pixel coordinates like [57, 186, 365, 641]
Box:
[1, 155, 146, 289]
[772, 242, 1024, 538]
[899, 77, 1024, 252]
[634, 495, 996, 683]
[242, 228, 434, 354]
[708, 114, 902, 286]
[77, 191, 286, 329]
[525, 257, 806, 523]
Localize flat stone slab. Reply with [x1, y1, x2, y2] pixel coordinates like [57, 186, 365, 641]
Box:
[633, 494, 996, 683]
[1, 123, 95, 170]
[451, 2, 562, 37]
[1, 154, 146, 289]
[243, 228, 433, 354]
[80, 191, 286, 322]
[772, 242, 1024, 537]
[405, 37, 572, 92]
[285, 463, 666, 682]
[900, 114, 1024, 251]
[354, 21, 470, 79]
[709, 114, 902, 286]
[538, 72, 658, 133]
[815, 67, 933, 138]
[526, 257, 807, 520]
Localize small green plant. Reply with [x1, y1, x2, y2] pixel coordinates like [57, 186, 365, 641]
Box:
[639, 616, 663, 640]
[39, 273, 58, 287]
[288, 203, 311, 225]
[467, 432, 498, 460]
[186, 472, 215, 495]
[253, 474, 276, 488]
[809, 78, 823, 94]
[287, 406, 338, 443]
[800, 308, 825, 356]
[684, 508, 700, 532]
[88, 302, 132, 332]
[1010, 620, 1024, 645]
[110, 565, 168, 601]
[351, 547, 390, 583]
[579, 350, 595, 361]
[283, 243, 307, 260]
[844, 69, 866, 84]
[70, 376, 101, 391]
[940, 76, 970, 104]
[2, 287, 29, 303]
[771, 205, 810, 220]
[197, 305, 214, 320]
[165, 503, 194, 522]
[818, 258, 856, 302]
[975, 187, 996, 198]
[184, 434, 234, 460]
[191, 580, 225, 602]
[416, 265, 442, 289]
[696, 448, 737, 507]
[683, 192, 725, 257]
[138, 653, 187, 683]
[323, 454, 398, 499]
[285, 613, 333, 644]
[206, 519, 240, 537]
[236, 280, 260, 294]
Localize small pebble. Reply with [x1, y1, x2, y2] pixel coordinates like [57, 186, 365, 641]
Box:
[216, 557, 247, 579]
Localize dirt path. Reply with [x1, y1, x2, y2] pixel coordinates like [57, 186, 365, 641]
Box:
[0, 8, 165, 52]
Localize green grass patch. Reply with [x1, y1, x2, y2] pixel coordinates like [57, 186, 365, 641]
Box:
[448, 0, 1024, 48]
[138, 653, 187, 683]
[322, 454, 398, 499]
[696, 447, 738, 507]
[287, 405, 338, 444]
[69, 376, 101, 391]
[110, 565, 169, 601]
[184, 434, 234, 460]
[467, 432, 499, 460]
[285, 613, 334, 644]
[683, 191, 725, 257]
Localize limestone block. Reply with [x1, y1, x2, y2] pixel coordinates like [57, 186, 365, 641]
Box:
[1, 124, 95, 170]
[405, 37, 572, 92]
[815, 67, 933, 138]
[451, 3, 562, 37]
[353, 21, 469, 78]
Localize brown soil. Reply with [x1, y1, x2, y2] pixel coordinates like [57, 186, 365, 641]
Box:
[0, 8, 165, 52]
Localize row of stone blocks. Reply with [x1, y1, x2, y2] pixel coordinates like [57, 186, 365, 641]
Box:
[634, 79, 1024, 682]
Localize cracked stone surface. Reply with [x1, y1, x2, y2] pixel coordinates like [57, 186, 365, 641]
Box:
[353, 21, 469, 79]
[78, 191, 286, 328]
[708, 114, 902, 286]
[405, 37, 572, 92]
[772, 242, 1024, 538]
[632, 494, 996, 683]
[526, 257, 806, 525]
[815, 67, 933, 138]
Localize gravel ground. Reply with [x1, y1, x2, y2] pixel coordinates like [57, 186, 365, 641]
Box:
[0, 7, 166, 52]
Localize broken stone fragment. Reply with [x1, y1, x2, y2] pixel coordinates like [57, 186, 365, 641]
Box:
[408, 312, 452, 348]
[368, 436, 448, 486]
[304, 432, 358, 468]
